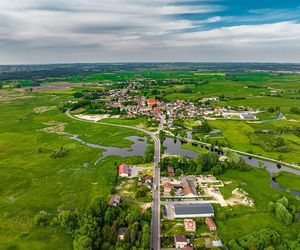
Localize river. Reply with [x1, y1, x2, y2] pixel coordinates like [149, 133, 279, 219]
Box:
[163, 137, 300, 197]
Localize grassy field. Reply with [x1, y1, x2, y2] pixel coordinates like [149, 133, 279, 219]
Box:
[101, 116, 148, 128]
[217, 168, 300, 244]
[277, 172, 300, 192]
[207, 119, 300, 164]
[217, 96, 300, 112]
[0, 91, 148, 249]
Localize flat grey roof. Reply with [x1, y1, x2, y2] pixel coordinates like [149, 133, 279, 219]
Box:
[174, 203, 214, 215]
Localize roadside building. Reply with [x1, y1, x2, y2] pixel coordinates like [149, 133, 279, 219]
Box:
[118, 227, 127, 240]
[205, 217, 217, 231]
[163, 182, 174, 194]
[119, 163, 130, 177]
[167, 166, 175, 176]
[174, 235, 188, 249]
[145, 175, 153, 184]
[109, 195, 121, 207]
[183, 179, 198, 197]
[145, 175, 153, 185]
[184, 219, 196, 232]
[240, 113, 257, 120]
[173, 203, 214, 218]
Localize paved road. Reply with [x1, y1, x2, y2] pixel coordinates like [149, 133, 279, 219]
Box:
[66, 110, 162, 250]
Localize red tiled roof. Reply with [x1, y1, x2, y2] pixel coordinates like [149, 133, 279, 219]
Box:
[184, 219, 196, 231]
[119, 163, 129, 175]
[163, 182, 174, 189]
[205, 217, 217, 229]
[145, 175, 153, 182]
[183, 180, 197, 196]
[147, 98, 158, 107]
[174, 235, 187, 243]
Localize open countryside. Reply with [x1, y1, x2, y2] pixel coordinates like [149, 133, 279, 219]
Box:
[1, 63, 300, 250]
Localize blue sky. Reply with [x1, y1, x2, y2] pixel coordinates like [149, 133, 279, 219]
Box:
[1, 0, 300, 64]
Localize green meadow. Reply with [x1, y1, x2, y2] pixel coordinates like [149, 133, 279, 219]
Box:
[277, 172, 300, 192]
[0, 91, 147, 249]
[207, 119, 300, 164]
[217, 168, 300, 244]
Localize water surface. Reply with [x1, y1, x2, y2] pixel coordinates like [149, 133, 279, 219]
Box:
[70, 135, 148, 165]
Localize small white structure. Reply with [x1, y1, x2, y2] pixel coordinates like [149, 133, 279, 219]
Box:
[239, 113, 257, 120]
[212, 239, 223, 248]
[118, 227, 127, 240]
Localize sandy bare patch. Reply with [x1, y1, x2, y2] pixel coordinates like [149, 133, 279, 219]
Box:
[34, 106, 57, 113]
[76, 114, 110, 122]
[227, 188, 254, 207]
[40, 121, 67, 135]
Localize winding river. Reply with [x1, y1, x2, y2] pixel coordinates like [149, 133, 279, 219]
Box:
[163, 137, 300, 197]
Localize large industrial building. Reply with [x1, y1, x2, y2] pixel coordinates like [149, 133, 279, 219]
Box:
[173, 203, 214, 218]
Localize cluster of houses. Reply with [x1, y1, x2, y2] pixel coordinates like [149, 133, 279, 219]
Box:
[109, 163, 154, 243]
[161, 166, 223, 249]
[171, 203, 222, 249]
[162, 166, 199, 198]
[101, 83, 260, 125]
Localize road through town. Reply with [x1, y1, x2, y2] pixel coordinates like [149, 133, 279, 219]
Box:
[66, 110, 162, 250]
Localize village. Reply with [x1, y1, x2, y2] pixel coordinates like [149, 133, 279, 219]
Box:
[70, 83, 260, 125]
[104, 86, 260, 124]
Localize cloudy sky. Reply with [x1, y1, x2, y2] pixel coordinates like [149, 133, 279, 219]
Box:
[1, 0, 300, 64]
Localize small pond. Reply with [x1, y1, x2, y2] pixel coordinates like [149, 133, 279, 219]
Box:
[163, 137, 198, 159]
[70, 135, 148, 165]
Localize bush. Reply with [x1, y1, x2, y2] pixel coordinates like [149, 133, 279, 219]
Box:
[50, 147, 69, 159]
[34, 213, 51, 226]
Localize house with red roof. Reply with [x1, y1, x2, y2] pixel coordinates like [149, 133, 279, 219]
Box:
[205, 217, 217, 231]
[119, 163, 130, 177]
[163, 182, 174, 194]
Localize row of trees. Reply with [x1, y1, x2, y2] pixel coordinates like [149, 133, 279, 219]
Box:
[143, 143, 154, 163]
[53, 198, 151, 250]
[268, 196, 297, 226]
[228, 228, 300, 250]
[159, 151, 250, 177]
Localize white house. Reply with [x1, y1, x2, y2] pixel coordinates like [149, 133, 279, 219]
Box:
[174, 235, 188, 249]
